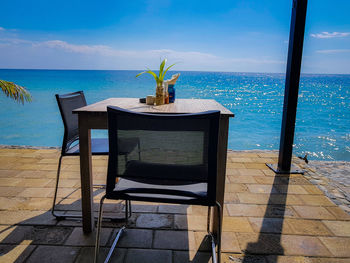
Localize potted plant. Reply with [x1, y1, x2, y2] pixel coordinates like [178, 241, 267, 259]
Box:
[136, 59, 176, 105]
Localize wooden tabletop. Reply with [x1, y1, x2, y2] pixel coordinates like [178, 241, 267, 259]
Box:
[73, 98, 234, 117]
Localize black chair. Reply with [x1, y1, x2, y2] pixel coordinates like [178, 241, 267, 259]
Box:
[94, 106, 222, 263]
[52, 91, 140, 220]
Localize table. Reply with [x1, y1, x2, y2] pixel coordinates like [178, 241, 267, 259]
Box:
[73, 98, 234, 234]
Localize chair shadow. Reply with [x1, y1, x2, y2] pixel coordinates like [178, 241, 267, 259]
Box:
[0, 187, 213, 263]
[242, 172, 290, 263]
[0, 188, 124, 263]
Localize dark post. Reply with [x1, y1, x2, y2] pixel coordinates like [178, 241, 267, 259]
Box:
[277, 0, 308, 173]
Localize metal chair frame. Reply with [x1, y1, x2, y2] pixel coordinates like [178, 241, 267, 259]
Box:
[52, 91, 139, 221]
[94, 106, 222, 263]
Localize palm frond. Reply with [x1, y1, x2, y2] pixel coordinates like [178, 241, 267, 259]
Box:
[0, 80, 32, 104]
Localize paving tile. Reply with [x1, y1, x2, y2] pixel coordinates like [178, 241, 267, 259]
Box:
[124, 248, 172, 263]
[302, 185, 325, 195]
[298, 195, 336, 206]
[1, 225, 72, 245]
[226, 169, 240, 176]
[237, 193, 304, 205]
[17, 197, 53, 211]
[26, 245, 80, 263]
[75, 247, 126, 263]
[244, 163, 269, 170]
[254, 176, 275, 185]
[135, 214, 173, 229]
[326, 207, 350, 220]
[0, 186, 25, 197]
[223, 216, 254, 232]
[173, 250, 213, 263]
[18, 187, 54, 198]
[262, 169, 277, 176]
[226, 204, 265, 217]
[275, 185, 309, 195]
[174, 215, 207, 231]
[286, 219, 333, 236]
[293, 206, 336, 220]
[227, 163, 246, 169]
[0, 244, 36, 263]
[223, 253, 267, 263]
[319, 237, 350, 257]
[125, 203, 158, 213]
[224, 193, 240, 203]
[65, 227, 112, 246]
[289, 176, 313, 185]
[226, 183, 249, 193]
[262, 205, 299, 218]
[230, 157, 253, 163]
[0, 210, 43, 224]
[221, 232, 241, 253]
[281, 235, 332, 256]
[265, 255, 312, 263]
[111, 228, 153, 248]
[247, 184, 279, 194]
[322, 221, 350, 237]
[20, 211, 58, 225]
[228, 175, 257, 184]
[158, 204, 190, 214]
[238, 169, 265, 176]
[248, 217, 293, 234]
[153, 230, 196, 250]
[307, 258, 350, 263]
[236, 232, 284, 254]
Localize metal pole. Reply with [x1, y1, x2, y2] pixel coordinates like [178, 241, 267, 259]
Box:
[277, 0, 308, 173]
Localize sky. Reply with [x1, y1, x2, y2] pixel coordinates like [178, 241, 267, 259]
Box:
[0, 0, 349, 74]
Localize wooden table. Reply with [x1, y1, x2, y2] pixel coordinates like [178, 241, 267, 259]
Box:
[73, 98, 234, 234]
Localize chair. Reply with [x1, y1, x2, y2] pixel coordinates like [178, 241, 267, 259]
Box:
[94, 106, 222, 263]
[52, 91, 140, 220]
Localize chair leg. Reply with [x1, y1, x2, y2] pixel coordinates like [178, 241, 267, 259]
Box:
[96, 198, 128, 263]
[51, 155, 65, 220]
[207, 206, 211, 233]
[215, 202, 222, 263]
[94, 195, 106, 263]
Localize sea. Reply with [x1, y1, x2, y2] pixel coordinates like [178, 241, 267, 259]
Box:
[0, 69, 349, 161]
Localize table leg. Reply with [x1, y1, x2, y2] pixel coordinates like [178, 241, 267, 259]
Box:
[213, 117, 229, 236]
[78, 114, 94, 233]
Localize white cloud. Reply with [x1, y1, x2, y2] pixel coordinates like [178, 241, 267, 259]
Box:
[310, 32, 350, 39]
[316, 49, 350, 54]
[0, 37, 284, 71]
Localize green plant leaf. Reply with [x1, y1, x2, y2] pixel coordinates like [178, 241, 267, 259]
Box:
[161, 63, 177, 80]
[0, 80, 32, 104]
[136, 70, 159, 83]
[159, 59, 167, 79]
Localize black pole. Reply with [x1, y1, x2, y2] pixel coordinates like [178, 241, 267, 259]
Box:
[277, 0, 308, 173]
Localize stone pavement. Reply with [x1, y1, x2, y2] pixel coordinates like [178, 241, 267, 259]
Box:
[302, 161, 350, 214]
[0, 147, 350, 263]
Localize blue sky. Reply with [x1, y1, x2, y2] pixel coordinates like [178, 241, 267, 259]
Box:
[0, 0, 349, 73]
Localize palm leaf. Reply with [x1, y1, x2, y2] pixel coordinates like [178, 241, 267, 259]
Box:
[0, 80, 32, 104]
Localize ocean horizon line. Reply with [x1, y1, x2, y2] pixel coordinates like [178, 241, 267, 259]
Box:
[1, 68, 349, 76]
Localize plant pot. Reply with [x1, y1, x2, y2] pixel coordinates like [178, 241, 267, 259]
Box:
[155, 84, 165, 106]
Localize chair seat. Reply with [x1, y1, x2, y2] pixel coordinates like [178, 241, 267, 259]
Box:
[65, 137, 139, 155]
[66, 138, 109, 155]
[111, 178, 208, 204]
[124, 160, 207, 182]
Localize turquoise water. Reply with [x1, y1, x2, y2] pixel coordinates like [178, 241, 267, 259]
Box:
[0, 69, 349, 161]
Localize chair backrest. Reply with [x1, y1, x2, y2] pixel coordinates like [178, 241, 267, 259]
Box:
[55, 91, 87, 154]
[106, 106, 220, 203]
